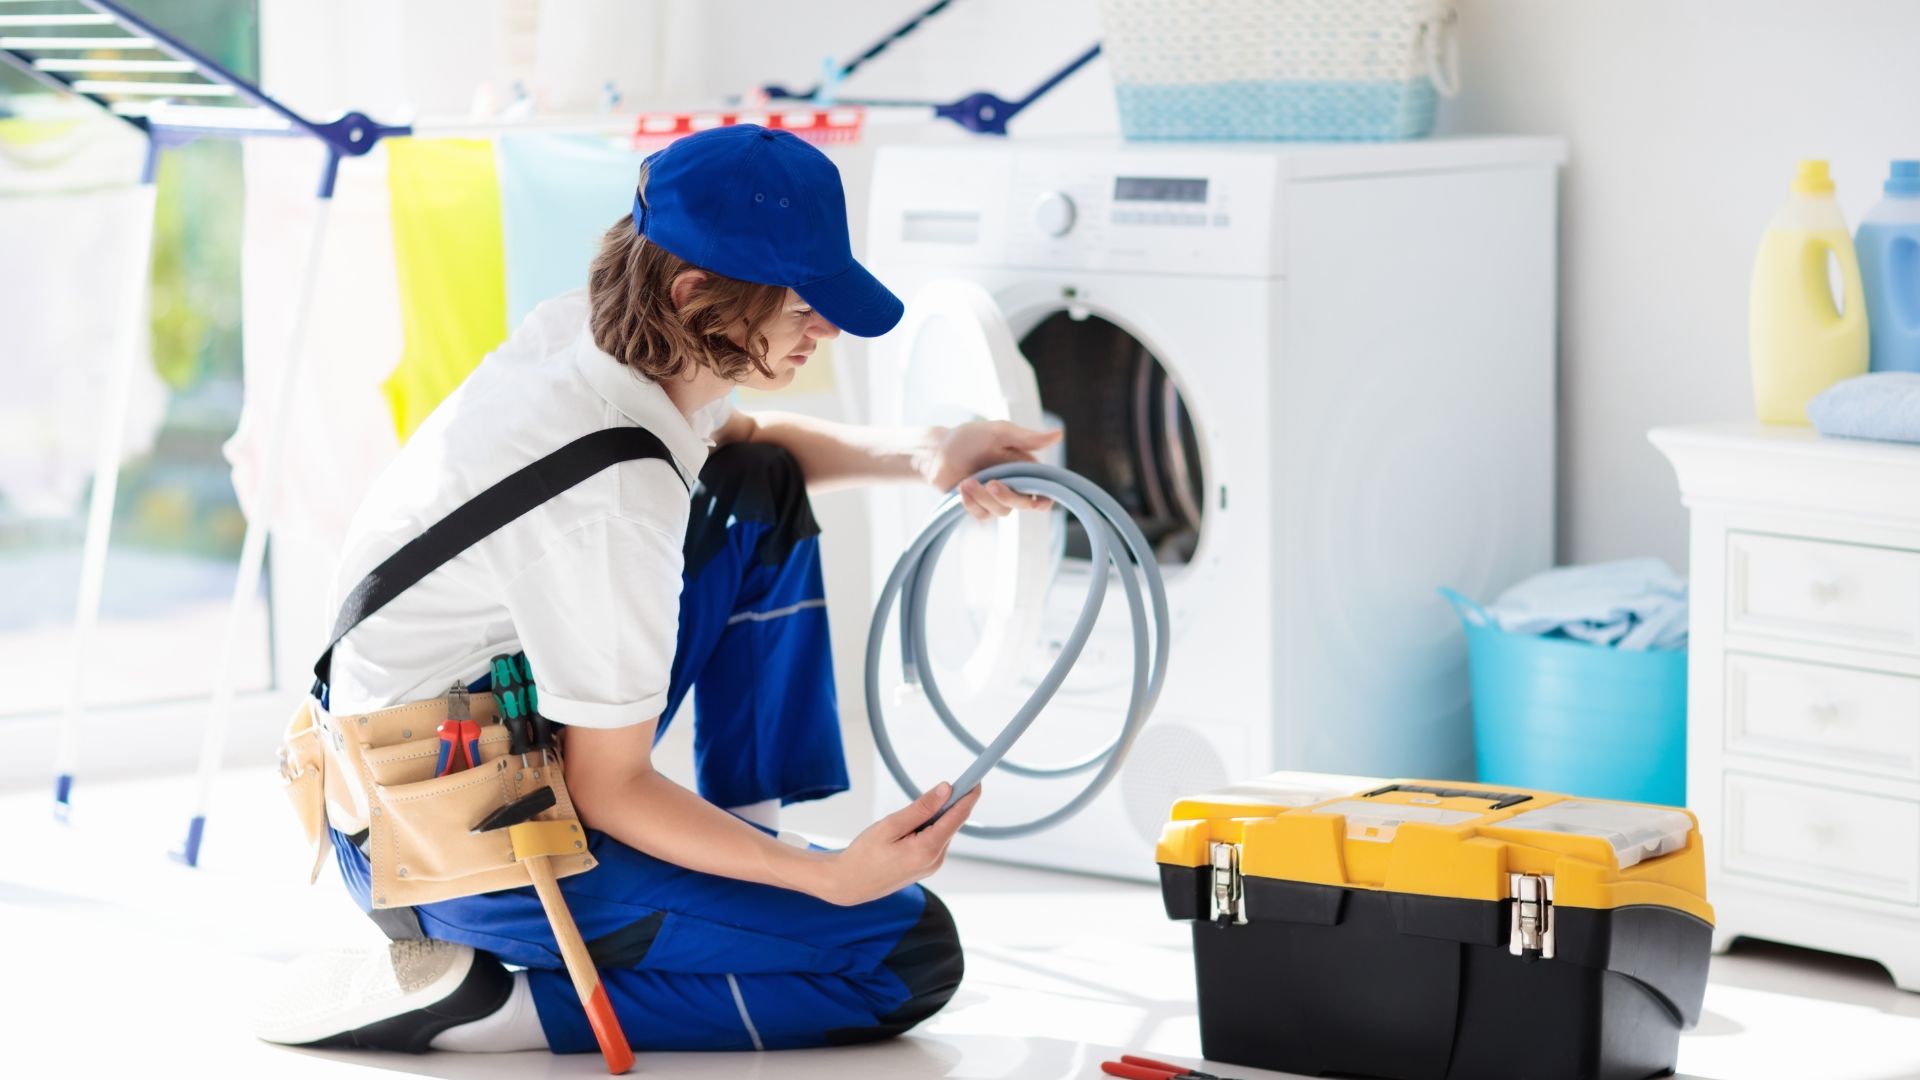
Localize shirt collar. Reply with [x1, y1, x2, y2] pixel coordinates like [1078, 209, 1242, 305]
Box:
[572, 329, 711, 485]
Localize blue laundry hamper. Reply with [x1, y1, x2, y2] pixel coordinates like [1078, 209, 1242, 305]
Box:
[1440, 588, 1687, 806]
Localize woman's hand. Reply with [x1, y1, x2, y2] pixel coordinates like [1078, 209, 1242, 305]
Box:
[813, 782, 984, 907]
[922, 420, 1062, 521]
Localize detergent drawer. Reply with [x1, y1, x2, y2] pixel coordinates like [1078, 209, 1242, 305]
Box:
[1726, 532, 1920, 655]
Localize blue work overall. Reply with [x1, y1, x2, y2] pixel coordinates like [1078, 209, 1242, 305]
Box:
[330, 443, 963, 1052]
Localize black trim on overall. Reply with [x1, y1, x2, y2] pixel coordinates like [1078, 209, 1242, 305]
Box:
[682, 442, 822, 580]
[823, 888, 965, 1045]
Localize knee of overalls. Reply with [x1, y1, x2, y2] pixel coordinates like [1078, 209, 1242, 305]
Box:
[828, 887, 966, 1046]
[686, 442, 820, 573]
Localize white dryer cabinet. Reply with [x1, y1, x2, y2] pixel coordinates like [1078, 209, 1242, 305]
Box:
[1654, 421, 1920, 990]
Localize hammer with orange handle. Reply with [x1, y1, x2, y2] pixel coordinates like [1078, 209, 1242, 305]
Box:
[475, 786, 633, 1074]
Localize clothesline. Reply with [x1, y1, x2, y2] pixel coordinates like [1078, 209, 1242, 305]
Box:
[127, 100, 909, 146]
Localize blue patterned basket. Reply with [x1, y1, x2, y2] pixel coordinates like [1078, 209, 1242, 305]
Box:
[1097, 0, 1460, 141]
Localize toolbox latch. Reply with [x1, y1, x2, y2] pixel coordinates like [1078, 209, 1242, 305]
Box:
[1210, 842, 1246, 927]
[1508, 872, 1555, 960]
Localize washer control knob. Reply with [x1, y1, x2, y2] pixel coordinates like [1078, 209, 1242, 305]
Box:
[1033, 191, 1076, 237]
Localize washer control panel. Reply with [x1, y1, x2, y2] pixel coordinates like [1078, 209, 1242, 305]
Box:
[869, 144, 1285, 277]
[1005, 149, 1280, 276]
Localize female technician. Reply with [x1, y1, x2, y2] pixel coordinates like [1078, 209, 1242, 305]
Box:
[261, 125, 1058, 1056]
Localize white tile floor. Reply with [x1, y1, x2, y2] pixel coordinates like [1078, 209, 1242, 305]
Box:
[13, 768, 1920, 1080]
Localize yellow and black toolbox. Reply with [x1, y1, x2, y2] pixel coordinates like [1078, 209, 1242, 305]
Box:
[1157, 775, 1714, 1080]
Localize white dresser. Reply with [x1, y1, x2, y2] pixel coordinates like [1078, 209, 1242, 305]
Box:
[1653, 421, 1920, 990]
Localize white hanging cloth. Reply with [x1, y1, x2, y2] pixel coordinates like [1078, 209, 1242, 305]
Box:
[0, 105, 167, 518]
[223, 138, 404, 551]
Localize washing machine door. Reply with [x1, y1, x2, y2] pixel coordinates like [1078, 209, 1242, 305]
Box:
[893, 279, 1052, 700]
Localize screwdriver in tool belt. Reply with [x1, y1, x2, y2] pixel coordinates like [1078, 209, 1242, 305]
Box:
[491, 655, 528, 768]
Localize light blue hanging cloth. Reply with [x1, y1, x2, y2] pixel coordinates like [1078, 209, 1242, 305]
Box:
[1486, 557, 1689, 652]
[496, 133, 647, 327]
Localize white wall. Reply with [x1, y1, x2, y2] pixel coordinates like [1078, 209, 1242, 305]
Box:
[1439, 0, 1920, 570]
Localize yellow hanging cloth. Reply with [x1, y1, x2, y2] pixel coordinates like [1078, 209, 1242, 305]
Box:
[381, 138, 508, 442]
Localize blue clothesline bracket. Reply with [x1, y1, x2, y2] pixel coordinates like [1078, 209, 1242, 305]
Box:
[758, 0, 1102, 135]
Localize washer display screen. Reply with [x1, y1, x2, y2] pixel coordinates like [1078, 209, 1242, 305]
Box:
[1113, 176, 1209, 204]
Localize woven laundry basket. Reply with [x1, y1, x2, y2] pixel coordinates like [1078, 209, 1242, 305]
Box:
[1096, 0, 1460, 140]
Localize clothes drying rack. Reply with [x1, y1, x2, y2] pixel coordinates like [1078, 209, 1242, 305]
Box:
[1, 0, 1098, 869]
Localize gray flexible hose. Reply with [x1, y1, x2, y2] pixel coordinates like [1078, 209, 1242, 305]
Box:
[866, 462, 1170, 838]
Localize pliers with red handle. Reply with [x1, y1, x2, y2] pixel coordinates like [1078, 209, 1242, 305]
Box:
[434, 686, 483, 777]
[1100, 1056, 1238, 1080]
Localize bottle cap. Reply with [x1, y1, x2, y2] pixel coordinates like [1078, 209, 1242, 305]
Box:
[1792, 159, 1835, 195]
[1888, 160, 1920, 197]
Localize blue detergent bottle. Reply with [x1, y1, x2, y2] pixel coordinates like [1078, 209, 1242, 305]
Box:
[1858, 161, 1920, 373]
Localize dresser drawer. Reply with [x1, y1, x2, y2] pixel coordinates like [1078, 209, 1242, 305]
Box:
[1726, 532, 1920, 654]
[1723, 772, 1920, 904]
[1726, 653, 1920, 780]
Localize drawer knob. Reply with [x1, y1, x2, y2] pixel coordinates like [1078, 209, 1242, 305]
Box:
[1809, 578, 1844, 606]
[1807, 702, 1842, 728]
[1806, 820, 1842, 848]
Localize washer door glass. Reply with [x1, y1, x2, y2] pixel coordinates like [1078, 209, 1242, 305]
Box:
[1020, 310, 1205, 567]
[893, 279, 1051, 700]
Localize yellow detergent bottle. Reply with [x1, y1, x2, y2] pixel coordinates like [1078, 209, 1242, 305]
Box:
[1750, 160, 1869, 424]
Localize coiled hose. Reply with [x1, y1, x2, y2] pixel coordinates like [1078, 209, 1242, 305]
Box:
[866, 462, 1170, 838]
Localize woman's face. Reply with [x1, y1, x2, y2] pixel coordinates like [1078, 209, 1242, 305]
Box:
[738, 290, 841, 391]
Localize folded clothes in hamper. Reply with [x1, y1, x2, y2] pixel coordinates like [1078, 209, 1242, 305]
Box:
[1484, 558, 1688, 651]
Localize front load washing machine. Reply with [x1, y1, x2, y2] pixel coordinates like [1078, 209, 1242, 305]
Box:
[863, 137, 1565, 880]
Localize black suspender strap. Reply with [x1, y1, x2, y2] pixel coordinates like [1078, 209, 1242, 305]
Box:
[313, 427, 684, 688]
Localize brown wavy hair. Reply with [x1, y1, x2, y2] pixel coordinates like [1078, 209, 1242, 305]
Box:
[587, 162, 787, 382]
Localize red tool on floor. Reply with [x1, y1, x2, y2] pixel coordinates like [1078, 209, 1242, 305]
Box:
[1100, 1055, 1240, 1080]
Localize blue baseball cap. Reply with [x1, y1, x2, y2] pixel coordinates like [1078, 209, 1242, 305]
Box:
[632, 125, 903, 338]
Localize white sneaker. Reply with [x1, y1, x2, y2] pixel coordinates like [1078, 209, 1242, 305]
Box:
[254, 939, 513, 1053]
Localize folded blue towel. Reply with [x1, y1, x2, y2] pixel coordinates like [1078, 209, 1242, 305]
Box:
[1486, 558, 1689, 652]
[1808, 372, 1920, 444]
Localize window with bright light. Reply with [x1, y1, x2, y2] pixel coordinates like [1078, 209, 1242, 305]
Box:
[0, 1, 269, 718]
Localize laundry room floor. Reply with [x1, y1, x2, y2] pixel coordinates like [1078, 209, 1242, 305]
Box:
[9, 769, 1920, 1080]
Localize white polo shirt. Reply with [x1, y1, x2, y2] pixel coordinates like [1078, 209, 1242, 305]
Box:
[323, 289, 731, 727]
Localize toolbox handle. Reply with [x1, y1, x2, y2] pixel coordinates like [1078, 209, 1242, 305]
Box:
[1363, 783, 1533, 810]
